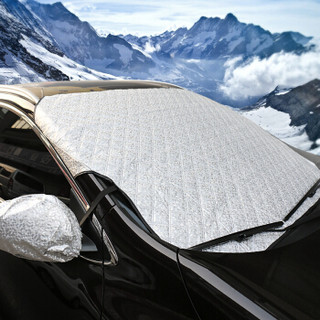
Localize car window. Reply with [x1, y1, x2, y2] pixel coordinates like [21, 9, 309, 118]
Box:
[0, 107, 103, 260]
[0, 168, 11, 177]
[14, 172, 44, 192]
[0, 107, 70, 201]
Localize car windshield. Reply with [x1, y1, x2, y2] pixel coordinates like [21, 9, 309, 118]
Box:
[35, 88, 320, 252]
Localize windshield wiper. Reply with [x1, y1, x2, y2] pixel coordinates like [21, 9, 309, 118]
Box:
[190, 221, 284, 251]
[284, 177, 320, 221]
[190, 178, 320, 251]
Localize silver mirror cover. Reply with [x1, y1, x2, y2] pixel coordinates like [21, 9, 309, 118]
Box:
[0, 194, 82, 262]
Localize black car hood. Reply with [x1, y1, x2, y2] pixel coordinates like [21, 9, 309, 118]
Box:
[178, 227, 320, 320]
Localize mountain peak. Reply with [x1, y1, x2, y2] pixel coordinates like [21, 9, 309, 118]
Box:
[189, 15, 220, 33]
[225, 13, 238, 23]
[52, 2, 65, 8]
[199, 16, 208, 21]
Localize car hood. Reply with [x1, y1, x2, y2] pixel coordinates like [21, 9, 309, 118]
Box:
[178, 221, 320, 320]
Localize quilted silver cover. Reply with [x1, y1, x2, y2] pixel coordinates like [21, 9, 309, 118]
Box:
[0, 194, 82, 262]
[35, 88, 320, 250]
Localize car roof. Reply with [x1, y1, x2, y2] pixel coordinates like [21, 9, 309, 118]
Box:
[0, 80, 181, 116]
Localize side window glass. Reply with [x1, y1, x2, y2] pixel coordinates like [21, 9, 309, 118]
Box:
[0, 107, 108, 260]
[0, 107, 70, 203]
[0, 108, 112, 260]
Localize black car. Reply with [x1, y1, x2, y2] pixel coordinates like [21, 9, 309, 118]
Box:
[0, 80, 320, 320]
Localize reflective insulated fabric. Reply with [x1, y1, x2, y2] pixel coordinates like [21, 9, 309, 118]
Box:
[35, 88, 320, 250]
[0, 194, 82, 262]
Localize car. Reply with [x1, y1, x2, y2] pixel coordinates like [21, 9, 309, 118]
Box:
[0, 80, 320, 320]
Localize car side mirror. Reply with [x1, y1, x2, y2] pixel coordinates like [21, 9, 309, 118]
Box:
[0, 194, 82, 262]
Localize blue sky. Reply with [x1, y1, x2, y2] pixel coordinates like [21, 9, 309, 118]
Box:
[35, 0, 320, 37]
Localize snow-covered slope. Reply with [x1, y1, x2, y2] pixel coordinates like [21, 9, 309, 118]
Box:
[19, 35, 117, 81]
[0, 0, 115, 84]
[242, 106, 313, 152]
[242, 79, 320, 154]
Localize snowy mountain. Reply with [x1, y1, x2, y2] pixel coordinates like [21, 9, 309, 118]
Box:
[0, 0, 115, 84]
[23, 0, 154, 76]
[122, 13, 313, 105]
[0, 0, 316, 107]
[242, 79, 320, 154]
[125, 14, 310, 60]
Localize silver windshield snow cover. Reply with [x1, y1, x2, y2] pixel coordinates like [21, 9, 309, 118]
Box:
[35, 88, 320, 251]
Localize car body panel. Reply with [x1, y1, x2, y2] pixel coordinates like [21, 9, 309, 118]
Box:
[0, 250, 102, 320]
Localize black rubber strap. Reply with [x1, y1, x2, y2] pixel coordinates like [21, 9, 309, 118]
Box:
[80, 185, 117, 226]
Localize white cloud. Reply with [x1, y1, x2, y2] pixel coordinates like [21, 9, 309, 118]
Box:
[220, 46, 320, 100]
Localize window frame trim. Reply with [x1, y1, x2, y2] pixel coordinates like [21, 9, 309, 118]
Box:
[0, 100, 89, 211]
